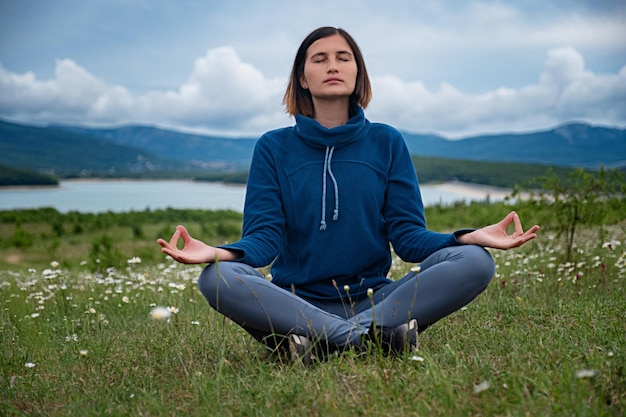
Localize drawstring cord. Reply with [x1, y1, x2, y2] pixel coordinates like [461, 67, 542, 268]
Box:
[328, 149, 339, 221]
[320, 146, 339, 231]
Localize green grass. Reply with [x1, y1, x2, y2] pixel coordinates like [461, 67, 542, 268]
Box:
[1, 215, 624, 416]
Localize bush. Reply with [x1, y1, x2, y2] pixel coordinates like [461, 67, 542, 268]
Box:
[514, 166, 626, 261]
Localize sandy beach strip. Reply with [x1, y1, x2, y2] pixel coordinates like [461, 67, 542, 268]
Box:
[434, 181, 514, 200]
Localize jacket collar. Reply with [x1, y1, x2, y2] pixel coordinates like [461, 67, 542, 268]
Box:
[294, 106, 368, 149]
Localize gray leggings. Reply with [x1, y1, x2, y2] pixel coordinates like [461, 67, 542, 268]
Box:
[197, 245, 495, 349]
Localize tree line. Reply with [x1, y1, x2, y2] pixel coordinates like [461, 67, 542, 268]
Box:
[1, 156, 580, 188]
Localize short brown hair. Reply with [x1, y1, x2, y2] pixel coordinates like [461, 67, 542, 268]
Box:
[283, 26, 372, 117]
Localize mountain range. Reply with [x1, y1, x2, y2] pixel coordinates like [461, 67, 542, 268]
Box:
[0, 119, 624, 177]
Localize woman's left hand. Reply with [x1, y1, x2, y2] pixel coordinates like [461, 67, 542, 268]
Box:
[458, 211, 539, 250]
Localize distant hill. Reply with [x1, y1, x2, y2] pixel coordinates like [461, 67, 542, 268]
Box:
[410, 155, 575, 188]
[52, 120, 626, 169]
[0, 164, 58, 186]
[1, 119, 624, 182]
[0, 120, 187, 177]
[401, 123, 626, 168]
[52, 124, 256, 170]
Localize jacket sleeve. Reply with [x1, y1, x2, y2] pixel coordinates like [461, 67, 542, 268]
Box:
[383, 132, 466, 263]
[219, 136, 285, 267]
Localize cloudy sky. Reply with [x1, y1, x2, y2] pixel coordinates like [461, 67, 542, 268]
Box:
[1, 0, 625, 138]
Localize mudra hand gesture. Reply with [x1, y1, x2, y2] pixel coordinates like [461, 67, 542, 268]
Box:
[157, 225, 236, 264]
[458, 211, 539, 249]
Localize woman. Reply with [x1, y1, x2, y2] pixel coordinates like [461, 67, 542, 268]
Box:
[157, 27, 539, 365]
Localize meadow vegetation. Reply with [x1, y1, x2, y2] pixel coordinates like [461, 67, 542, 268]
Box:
[0, 179, 624, 416]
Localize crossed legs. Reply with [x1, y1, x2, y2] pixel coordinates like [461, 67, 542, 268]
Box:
[197, 245, 495, 349]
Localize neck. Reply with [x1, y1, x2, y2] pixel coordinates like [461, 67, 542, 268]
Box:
[311, 98, 350, 129]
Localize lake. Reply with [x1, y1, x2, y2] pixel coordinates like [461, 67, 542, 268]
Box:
[0, 180, 509, 213]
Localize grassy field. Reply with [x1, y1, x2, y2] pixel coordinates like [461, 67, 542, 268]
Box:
[0, 205, 624, 416]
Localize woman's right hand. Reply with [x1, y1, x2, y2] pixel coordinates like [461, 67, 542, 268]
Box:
[157, 225, 219, 264]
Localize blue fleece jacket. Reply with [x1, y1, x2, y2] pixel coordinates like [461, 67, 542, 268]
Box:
[221, 107, 465, 300]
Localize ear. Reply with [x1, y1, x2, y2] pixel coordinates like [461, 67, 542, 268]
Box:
[299, 74, 308, 89]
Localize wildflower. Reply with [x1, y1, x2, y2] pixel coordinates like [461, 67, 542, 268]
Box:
[367, 288, 373, 298]
[168, 283, 186, 291]
[168, 306, 180, 314]
[42, 269, 57, 279]
[602, 240, 621, 250]
[30, 313, 40, 318]
[473, 381, 490, 394]
[127, 256, 142, 264]
[150, 306, 172, 320]
[344, 285, 350, 293]
[79, 350, 89, 356]
[410, 355, 425, 362]
[191, 321, 200, 325]
[576, 369, 598, 379]
[50, 261, 59, 268]
[25, 362, 36, 368]
[122, 296, 130, 303]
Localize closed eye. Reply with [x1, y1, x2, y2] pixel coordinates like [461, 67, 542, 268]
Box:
[309, 50, 353, 63]
[337, 51, 353, 61]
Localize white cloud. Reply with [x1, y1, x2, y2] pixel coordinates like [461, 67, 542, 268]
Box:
[0, 59, 130, 123]
[0, 47, 289, 134]
[0, 45, 624, 138]
[367, 46, 626, 137]
[150, 47, 286, 130]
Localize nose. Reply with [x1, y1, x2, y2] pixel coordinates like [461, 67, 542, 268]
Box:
[327, 59, 339, 72]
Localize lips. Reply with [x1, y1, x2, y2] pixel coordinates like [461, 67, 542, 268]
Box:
[323, 78, 343, 83]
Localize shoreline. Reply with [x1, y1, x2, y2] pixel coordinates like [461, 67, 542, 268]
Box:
[433, 181, 513, 200]
[1, 179, 514, 197]
[0, 179, 521, 213]
[0, 184, 60, 190]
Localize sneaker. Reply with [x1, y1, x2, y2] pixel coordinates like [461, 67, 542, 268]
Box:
[288, 334, 314, 367]
[368, 319, 419, 356]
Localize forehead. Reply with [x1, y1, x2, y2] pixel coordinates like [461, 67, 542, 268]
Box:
[306, 34, 353, 56]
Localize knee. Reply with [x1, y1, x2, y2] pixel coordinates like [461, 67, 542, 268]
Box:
[461, 245, 496, 289]
[197, 263, 220, 306]
[197, 261, 239, 307]
[197, 261, 259, 308]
